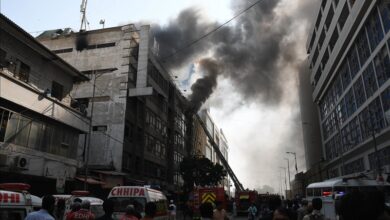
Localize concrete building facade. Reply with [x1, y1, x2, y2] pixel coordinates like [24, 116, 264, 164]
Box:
[307, 0, 390, 179]
[37, 24, 190, 192]
[0, 14, 90, 195]
[198, 109, 231, 194]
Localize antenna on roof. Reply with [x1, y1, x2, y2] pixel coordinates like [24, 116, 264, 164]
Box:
[80, 0, 88, 31]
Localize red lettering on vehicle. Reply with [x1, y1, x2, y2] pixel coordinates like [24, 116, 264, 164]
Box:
[123, 188, 129, 196]
[134, 188, 139, 195]
[139, 189, 145, 196]
[0, 193, 20, 203]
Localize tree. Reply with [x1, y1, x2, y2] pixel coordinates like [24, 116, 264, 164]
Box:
[180, 156, 227, 192]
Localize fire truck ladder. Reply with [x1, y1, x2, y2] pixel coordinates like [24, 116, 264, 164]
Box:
[195, 114, 245, 192]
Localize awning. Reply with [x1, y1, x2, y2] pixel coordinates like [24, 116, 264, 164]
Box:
[92, 170, 128, 176]
[75, 176, 105, 185]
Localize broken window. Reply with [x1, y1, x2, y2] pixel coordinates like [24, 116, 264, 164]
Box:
[51, 81, 64, 101]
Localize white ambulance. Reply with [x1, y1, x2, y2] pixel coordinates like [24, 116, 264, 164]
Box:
[0, 183, 42, 220]
[107, 186, 169, 220]
[55, 190, 104, 219]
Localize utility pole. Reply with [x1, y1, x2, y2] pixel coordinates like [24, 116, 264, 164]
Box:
[286, 152, 298, 174]
[84, 71, 102, 190]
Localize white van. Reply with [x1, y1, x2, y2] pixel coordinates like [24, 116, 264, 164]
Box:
[0, 183, 42, 220]
[306, 177, 390, 220]
[107, 186, 169, 220]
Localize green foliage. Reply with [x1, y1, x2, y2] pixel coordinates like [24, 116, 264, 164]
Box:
[179, 156, 227, 192]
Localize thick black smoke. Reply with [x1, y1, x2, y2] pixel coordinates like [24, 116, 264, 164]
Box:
[76, 32, 88, 51]
[152, 0, 318, 110]
[188, 58, 220, 111]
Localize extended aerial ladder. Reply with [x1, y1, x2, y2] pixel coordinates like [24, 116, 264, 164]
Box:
[195, 114, 245, 192]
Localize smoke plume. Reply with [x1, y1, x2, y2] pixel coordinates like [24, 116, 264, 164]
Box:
[151, 0, 318, 110]
[150, 0, 320, 188]
[188, 58, 221, 111]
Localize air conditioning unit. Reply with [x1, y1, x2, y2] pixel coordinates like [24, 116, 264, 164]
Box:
[14, 156, 30, 170]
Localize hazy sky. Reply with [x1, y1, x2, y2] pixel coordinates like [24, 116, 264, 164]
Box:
[1, 0, 320, 192]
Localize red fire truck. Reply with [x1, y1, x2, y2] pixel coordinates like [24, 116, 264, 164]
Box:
[190, 187, 227, 219]
[235, 190, 258, 216]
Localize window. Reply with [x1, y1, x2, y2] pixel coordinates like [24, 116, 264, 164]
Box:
[340, 61, 351, 90]
[86, 42, 116, 50]
[315, 11, 322, 31]
[93, 125, 107, 132]
[343, 158, 364, 175]
[334, 75, 343, 101]
[369, 145, 390, 170]
[356, 29, 371, 66]
[0, 48, 6, 67]
[52, 48, 73, 54]
[363, 63, 378, 98]
[318, 29, 326, 50]
[336, 99, 347, 125]
[345, 88, 356, 117]
[51, 81, 64, 101]
[321, 50, 330, 70]
[374, 46, 390, 87]
[324, 6, 334, 31]
[353, 76, 366, 108]
[0, 107, 78, 158]
[381, 86, 390, 115]
[347, 46, 361, 79]
[11, 60, 30, 82]
[379, 0, 390, 33]
[338, 3, 349, 31]
[329, 29, 339, 52]
[366, 10, 384, 51]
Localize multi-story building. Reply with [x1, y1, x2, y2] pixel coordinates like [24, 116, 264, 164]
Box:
[37, 24, 190, 192]
[0, 14, 90, 195]
[306, 0, 390, 179]
[198, 109, 231, 194]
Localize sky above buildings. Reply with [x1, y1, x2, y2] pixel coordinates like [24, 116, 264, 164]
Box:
[1, 0, 320, 192]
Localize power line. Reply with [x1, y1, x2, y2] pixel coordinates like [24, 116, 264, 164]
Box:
[161, 0, 264, 61]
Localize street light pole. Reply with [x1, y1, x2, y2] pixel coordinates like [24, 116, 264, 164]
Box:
[286, 152, 298, 174]
[279, 167, 287, 198]
[84, 71, 102, 190]
[284, 158, 291, 190]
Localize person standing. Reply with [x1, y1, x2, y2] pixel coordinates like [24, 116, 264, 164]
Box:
[66, 200, 95, 220]
[168, 200, 177, 220]
[120, 205, 139, 220]
[96, 199, 114, 220]
[248, 203, 257, 220]
[297, 200, 308, 220]
[141, 202, 157, 220]
[25, 195, 56, 220]
[213, 201, 229, 220]
[302, 198, 324, 220]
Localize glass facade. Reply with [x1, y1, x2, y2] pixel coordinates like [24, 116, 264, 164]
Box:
[316, 2, 390, 176]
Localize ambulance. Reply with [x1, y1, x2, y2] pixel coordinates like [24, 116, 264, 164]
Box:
[54, 191, 104, 219]
[0, 183, 42, 220]
[107, 186, 169, 220]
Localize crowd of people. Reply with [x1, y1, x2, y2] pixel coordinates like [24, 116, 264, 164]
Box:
[230, 189, 390, 220]
[24, 195, 159, 220]
[23, 189, 390, 220]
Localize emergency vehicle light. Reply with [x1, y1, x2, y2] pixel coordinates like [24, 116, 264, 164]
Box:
[322, 191, 332, 196]
[0, 183, 31, 191]
[71, 190, 89, 196]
